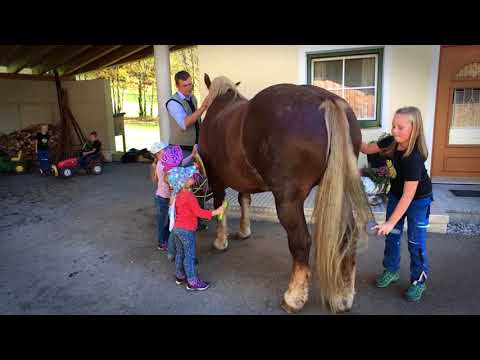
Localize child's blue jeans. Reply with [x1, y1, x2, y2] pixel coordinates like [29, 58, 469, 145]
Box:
[383, 192, 433, 284]
[167, 232, 176, 261]
[37, 150, 50, 172]
[155, 195, 170, 247]
[172, 228, 199, 281]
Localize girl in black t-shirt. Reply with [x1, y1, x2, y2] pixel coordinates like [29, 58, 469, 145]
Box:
[361, 106, 433, 302]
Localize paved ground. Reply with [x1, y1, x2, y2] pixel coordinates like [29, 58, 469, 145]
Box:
[1, 163, 479, 314]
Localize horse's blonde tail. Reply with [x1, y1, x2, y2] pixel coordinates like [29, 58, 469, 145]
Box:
[312, 99, 370, 312]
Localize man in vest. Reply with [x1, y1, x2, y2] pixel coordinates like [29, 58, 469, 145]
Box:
[166, 70, 209, 231]
[166, 70, 209, 148]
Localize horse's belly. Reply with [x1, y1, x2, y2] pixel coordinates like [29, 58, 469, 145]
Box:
[225, 175, 268, 194]
[218, 156, 268, 193]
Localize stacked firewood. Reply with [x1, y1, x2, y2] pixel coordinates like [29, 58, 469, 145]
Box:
[0, 124, 62, 161]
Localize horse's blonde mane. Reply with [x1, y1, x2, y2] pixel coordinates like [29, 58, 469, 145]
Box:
[206, 76, 245, 105]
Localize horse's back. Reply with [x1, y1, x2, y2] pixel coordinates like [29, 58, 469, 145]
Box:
[301, 84, 362, 154]
[241, 83, 360, 190]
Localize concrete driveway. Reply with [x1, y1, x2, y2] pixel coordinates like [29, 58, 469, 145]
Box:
[1, 163, 479, 314]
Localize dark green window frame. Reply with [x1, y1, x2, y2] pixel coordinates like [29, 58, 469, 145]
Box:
[307, 48, 383, 129]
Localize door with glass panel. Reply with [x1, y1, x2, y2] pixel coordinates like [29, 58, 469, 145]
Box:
[432, 45, 480, 177]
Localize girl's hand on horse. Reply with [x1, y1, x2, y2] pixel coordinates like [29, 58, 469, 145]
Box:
[212, 206, 225, 217]
[361, 142, 381, 155]
[374, 221, 395, 236]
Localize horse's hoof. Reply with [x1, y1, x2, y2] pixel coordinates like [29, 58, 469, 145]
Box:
[212, 244, 228, 252]
[329, 294, 354, 313]
[281, 299, 302, 314]
[232, 232, 251, 240]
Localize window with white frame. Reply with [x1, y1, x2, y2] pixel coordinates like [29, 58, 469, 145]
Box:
[308, 49, 383, 128]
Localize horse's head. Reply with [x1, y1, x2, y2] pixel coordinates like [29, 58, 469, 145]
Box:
[204, 73, 240, 90]
[203, 73, 243, 107]
[201, 74, 245, 126]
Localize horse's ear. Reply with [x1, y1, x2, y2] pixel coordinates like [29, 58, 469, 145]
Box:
[235, 81, 241, 87]
[204, 74, 211, 89]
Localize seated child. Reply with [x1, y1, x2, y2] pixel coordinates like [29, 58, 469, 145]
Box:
[79, 131, 102, 169]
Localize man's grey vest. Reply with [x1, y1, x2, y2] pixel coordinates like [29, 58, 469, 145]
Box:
[166, 93, 199, 147]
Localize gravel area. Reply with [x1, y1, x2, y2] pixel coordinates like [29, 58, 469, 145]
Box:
[447, 223, 480, 236]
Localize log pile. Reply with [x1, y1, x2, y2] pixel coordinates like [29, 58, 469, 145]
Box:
[0, 124, 62, 161]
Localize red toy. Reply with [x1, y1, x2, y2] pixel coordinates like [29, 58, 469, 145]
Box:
[51, 153, 103, 178]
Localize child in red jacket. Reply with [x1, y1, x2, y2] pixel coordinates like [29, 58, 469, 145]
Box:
[166, 165, 225, 291]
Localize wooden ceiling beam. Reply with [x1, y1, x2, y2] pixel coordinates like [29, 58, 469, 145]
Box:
[7, 45, 60, 74]
[105, 46, 154, 68]
[106, 46, 195, 69]
[0, 45, 26, 66]
[31, 45, 93, 75]
[169, 45, 194, 52]
[0, 72, 75, 81]
[68, 45, 150, 75]
[0, 45, 22, 65]
[58, 45, 122, 76]
[0, 45, 189, 76]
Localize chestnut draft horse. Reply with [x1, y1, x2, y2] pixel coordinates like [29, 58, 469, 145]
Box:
[198, 74, 371, 313]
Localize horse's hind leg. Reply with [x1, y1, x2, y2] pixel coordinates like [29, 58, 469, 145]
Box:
[330, 247, 356, 312]
[329, 211, 360, 312]
[273, 191, 312, 313]
[342, 253, 356, 311]
[235, 192, 251, 239]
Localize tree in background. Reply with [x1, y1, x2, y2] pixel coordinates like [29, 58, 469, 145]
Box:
[76, 47, 200, 118]
[78, 66, 128, 114]
[169, 46, 200, 101]
[126, 57, 156, 117]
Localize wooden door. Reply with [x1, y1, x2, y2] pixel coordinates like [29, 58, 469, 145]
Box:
[432, 45, 480, 177]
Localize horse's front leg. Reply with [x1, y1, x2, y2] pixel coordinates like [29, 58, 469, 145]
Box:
[211, 184, 229, 251]
[235, 192, 251, 239]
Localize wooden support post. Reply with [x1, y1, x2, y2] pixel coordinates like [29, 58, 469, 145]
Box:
[122, 132, 127, 154]
[113, 112, 127, 154]
[62, 89, 87, 145]
[54, 70, 68, 161]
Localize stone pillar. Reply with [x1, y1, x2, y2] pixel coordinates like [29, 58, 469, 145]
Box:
[153, 45, 172, 144]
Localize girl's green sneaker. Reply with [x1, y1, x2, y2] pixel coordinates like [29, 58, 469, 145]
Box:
[405, 282, 426, 302]
[376, 270, 400, 288]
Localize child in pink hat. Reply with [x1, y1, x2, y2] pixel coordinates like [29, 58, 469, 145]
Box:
[151, 142, 197, 251]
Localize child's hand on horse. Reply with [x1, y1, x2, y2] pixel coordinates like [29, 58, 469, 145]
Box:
[212, 206, 225, 217]
[374, 221, 395, 236]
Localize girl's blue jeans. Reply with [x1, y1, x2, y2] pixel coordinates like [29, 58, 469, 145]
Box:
[172, 228, 198, 281]
[383, 192, 433, 284]
[155, 195, 170, 247]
